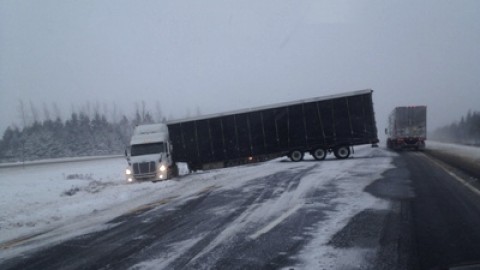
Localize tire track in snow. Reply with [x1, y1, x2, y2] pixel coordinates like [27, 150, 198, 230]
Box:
[167, 164, 319, 269]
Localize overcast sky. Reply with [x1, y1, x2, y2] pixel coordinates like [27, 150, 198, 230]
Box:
[1, 0, 479, 139]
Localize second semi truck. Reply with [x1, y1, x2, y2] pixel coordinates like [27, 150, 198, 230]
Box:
[125, 89, 379, 181]
[386, 106, 427, 150]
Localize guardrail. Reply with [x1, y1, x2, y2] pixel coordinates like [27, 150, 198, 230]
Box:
[0, 155, 124, 169]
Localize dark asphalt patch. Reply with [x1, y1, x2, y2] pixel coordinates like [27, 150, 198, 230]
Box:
[364, 157, 415, 201]
[328, 209, 388, 249]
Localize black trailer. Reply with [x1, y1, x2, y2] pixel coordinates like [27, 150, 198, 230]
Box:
[167, 89, 379, 170]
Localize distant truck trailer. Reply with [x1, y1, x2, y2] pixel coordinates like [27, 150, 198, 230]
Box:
[125, 89, 380, 181]
[386, 106, 427, 150]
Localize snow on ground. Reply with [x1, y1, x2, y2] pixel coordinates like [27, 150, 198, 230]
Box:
[1, 146, 399, 267]
[427, 141, 480, 161]
[1, 143, 476, 267]
[0, 157, 168, 243]
[127, 146, 398, 270]
[290, 148, 397, 269]
[0, 156, 197, 259]
[0, 153, 322, 259]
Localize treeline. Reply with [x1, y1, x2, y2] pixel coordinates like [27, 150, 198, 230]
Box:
[0, 102, 164, 162]
[431, 110, 480, 146]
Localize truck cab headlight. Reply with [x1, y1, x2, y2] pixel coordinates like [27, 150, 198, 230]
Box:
[126, 168, 132, 175]
[159, 165, 166, 172]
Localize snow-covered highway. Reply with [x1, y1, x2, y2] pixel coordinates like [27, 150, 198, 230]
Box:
[1, 143, 480, 269]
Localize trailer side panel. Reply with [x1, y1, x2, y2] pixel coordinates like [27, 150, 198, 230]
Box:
[168, 90, 378, 167]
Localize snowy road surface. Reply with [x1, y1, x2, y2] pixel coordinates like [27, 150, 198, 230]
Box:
[1, 143, 480, 269]
[0, 146, 393, 269]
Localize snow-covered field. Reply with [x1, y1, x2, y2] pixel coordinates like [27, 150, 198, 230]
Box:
[0, 157, 165, 243]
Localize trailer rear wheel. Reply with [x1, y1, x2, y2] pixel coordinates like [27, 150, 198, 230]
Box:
[311, 148, 327, 160]
[289, 150, 304, 162]
[334, 146, 350, 159]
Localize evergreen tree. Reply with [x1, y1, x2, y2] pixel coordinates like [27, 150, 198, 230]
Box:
[432, 110, 480, 145]
[0, 101, 159, 162]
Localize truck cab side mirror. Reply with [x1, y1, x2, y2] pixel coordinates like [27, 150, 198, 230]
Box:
[125, 146, 131, 164]
[384, 128, 388, 135]
[167, 142, 173, 157]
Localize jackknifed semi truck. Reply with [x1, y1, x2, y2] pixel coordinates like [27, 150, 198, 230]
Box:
[386, 106, 427, 150]
[125, 89, 379, 181]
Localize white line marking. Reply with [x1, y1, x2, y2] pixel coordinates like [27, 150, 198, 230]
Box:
[249, 204, 303, 240]
[423, 153, 480, 197]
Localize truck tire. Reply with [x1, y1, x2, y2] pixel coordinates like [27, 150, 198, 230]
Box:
[334, 146, 350, 159]
[289, 150, 304, 162]
[311, 148, 327, 160]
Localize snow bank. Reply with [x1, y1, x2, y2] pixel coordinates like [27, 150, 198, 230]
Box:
[0, 157, 175, 245]
[427, 141, 480, 161]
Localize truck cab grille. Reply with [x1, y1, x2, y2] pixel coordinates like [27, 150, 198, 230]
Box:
[133, 161, 156, 175]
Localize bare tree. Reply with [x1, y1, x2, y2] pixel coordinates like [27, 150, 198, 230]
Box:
[16, 100, 28, 163]
[155, 101, 163, 123]
[110, 102, 120, 123]
[42, 102, 51, 121]
[52, 102, 62, 121]
[141, 100, 147, 122]
[102, 102, 109, 122]
[134, 102, 140, 125]
[17, 100, 28, 128]
[92, 101, 100, 118]
[79, 101, 92, 118]
[70, 103, 77, 116]
[29, 101, 39, 124]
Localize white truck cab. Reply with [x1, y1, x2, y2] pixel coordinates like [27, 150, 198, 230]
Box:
[125, 124, 177, 182]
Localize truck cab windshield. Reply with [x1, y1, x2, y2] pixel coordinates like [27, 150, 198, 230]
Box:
[131, 142, 165, 156]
